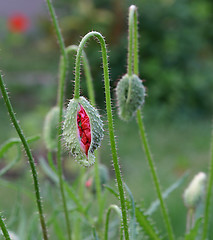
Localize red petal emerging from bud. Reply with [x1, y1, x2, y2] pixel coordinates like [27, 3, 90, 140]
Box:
[77, 105, 91, 156]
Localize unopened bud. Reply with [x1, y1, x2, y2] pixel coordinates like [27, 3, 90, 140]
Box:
[183, 172, 207, 209]
[116, 74, 145, 121]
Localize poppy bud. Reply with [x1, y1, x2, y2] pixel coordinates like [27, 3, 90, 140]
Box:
[63, 96, 104, 167]
[43, 106, 60, 151]
[116, 74, 145, 121]
[183, 172, 207, 209]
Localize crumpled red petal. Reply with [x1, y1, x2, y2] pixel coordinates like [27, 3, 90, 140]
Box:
[77, 105, 91, 156]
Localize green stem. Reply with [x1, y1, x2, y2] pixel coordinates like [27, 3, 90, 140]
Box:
[45, 1, 71, 239]
[127, 6, 134, 76]
[136, 110, 174, 240]
[95, 152, 104, 224]
[66, 45, 103, 224]
[128, 5, 174, 240]
[104, 205, 122, 240]
[73, 31, 129, 240]
[0, 75, 48, 240]
[202, 129, 213, 240]
[74, 168, 85, 240]
[186, 208, 194, 233]
[0, 214, 11, 240]
[66, 45, 96, 105]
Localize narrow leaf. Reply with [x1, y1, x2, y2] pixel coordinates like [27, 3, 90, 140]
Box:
[146, 172, 189, 215]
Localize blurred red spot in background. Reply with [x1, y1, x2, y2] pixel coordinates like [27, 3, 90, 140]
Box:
[7, 13, 30, 33]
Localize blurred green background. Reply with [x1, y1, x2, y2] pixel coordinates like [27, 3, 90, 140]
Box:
[0, 0, 213, 239]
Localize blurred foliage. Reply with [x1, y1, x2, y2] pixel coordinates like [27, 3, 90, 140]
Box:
[1, 1, 213, 238]
[1, 0, 212, 116]
[46, 0, 213, 116]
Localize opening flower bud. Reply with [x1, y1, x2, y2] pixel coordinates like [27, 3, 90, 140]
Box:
[63, 96, 104, 167]
[183, 172, 207, 209]
[43, 106, 60, 151]
[116, 74, 145, 121]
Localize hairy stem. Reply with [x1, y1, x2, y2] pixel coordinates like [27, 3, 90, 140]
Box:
[0, 214, 11, 240]
[73, 31, 129, 240]
[0, 75, 48, 240]
[202, 129, 213, 240]
[136, 110, 174, 240]
[45, 1, 71, 239]
[128, 5, 174, 240]
[66, 45, 103, 223]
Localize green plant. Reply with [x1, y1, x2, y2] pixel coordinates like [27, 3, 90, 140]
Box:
[0, 2, 213, 240]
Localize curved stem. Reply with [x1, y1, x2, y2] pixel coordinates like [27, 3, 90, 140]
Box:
[45, 1, 71, 239]
[66, 45, 103, 223]
[66, 45, 96, 105]
[128, 5, 174, 240]
[73, 31, 129, 240]
[0, 214, 11, 240]
[202, 129, 213, 240]
[104, 205, 122, 240]
[0, 75, 48, 240]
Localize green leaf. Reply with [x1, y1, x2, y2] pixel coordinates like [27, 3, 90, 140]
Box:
[135, 207, 161, 240]
[0, 145, 21, 176]
[0, 135, 40, 158]
[39, 157, 59, 184]
[104, 185, 119, 198]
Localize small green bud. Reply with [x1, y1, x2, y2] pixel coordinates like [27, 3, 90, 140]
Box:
[63, 96, 104, 167]
[116, 74, 145, 121]
[183, 172, 207, 209]
[43, 106, 60, 151]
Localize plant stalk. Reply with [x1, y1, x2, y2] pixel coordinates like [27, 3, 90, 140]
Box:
[45, 0, 71, 239]
[128, 5, 174, 240]
[0, 214, 11, 240]
[0, 75, 48, 240]
[202, 128, 213, 240]
[73, 31, 129, 240]
[66, 45, 103, 224]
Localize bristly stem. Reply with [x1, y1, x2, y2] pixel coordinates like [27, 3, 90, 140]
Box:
[45, 0, 71, 239]
[73, 31, 129, 240]
[0, 74, 48, 240]
[202, 128, 213, 240]
[128, 5, 175, 240]
[66, 45, 103, 223]
[0, 214, 11, 240]
[127, 6, 134, 76]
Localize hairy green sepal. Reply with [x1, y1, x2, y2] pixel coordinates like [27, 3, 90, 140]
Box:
[116, 74, 145, 121]
[63, 96, 104, 167]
